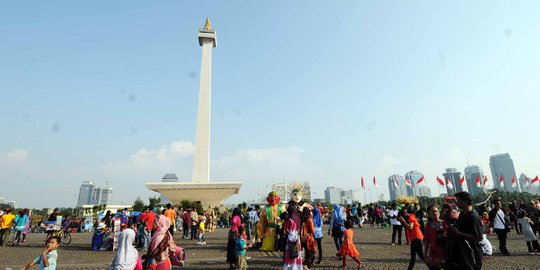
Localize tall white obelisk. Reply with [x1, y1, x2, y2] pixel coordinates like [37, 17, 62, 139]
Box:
[146, 19, 241, 206]
[192, 18, 217, 183]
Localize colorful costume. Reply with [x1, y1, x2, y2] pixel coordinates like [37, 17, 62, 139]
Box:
[339, 228, 359, 258]
[257, 192, 286, 251]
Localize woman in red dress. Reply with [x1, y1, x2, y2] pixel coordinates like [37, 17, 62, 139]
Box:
[339, 221, 362, 268]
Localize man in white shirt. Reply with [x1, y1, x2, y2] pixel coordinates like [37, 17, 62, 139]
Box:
[489, 199, 510, 255]
[388, 203, 403, 245]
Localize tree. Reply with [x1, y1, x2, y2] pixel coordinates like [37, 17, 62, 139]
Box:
[148, 196, 161, 208]
[133, 197, 145, 212]
[180, 200, 192, 209]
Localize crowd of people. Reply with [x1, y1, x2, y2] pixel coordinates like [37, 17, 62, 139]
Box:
[2, 192, 540, 270]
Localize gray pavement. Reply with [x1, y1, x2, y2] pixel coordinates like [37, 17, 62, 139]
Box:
[1, 226, 539, 269]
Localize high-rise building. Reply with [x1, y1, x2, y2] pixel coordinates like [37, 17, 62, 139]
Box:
[442, 168, 463, 195]
[303, 182, 312, 200]
[404, 171, 431, 197]
[91, 187, 113, 205]
[77, 181, 95, 206]
[464, 165, 486, 195]
[324, 187, 343, 204]
[518, 173, 540, 195]
[388, 175, 407, 201]
[489, 153, 520, 192]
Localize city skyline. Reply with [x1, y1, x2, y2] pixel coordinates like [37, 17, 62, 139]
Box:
[2, 1, 540, 208]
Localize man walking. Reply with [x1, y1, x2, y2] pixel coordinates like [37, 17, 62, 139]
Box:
[388, 203, 402, 245]
[489, 199, 511, 255]
[449, 191, 484, 270]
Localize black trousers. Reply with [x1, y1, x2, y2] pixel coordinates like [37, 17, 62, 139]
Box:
[408, 239, 425, 270]
[392, 224, 403, 244]
[526, 240, 540, 252]
[494, 228, 509, 254]
[315, 237, 323, 262]
[191, 224, 197, 239]
[168, 225, 174, 236]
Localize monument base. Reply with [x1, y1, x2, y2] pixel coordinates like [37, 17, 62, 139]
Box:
[145, 181, 242, 207]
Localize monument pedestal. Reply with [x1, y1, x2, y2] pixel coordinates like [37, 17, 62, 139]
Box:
[146, 182, 242, 207]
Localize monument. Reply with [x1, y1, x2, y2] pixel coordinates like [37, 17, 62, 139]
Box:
[146, 19, 242, 206]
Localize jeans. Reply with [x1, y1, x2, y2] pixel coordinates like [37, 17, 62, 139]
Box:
[140, 230, 149, 249]
[333, 231, 344, 252]
[0, 228, 11, 246]
[494, 228, 509, 254]
[392, 224, 403, 244]
[408, 239, 425, 270]
[182, 223, 189, 238]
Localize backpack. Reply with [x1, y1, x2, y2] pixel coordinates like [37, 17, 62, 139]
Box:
[288, 239, 299, 258]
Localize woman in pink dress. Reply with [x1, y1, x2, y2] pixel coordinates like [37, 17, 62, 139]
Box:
[282, 217, 302, 270]
[146, 215, 178, 270]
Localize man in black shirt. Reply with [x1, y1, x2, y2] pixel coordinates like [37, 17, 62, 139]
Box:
[48, 208, 60, 222]
[449, 192, 483, 270]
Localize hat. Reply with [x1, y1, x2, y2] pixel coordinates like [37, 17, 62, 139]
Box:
[97, 222, 106, 229]
[54, 207, 60, 211]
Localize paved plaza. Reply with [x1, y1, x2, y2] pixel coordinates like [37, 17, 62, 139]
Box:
[1, 226, 539, 270]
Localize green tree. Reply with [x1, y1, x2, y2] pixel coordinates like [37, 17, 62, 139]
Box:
[148, 196, 161, 208]
[133, 197, 145, 212]
[180, 200, 192, 209]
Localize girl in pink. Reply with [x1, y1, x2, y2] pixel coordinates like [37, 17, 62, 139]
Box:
[146, 215, 178, 270]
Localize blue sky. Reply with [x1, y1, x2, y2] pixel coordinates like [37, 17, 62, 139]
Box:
[1, 1, 539, 208]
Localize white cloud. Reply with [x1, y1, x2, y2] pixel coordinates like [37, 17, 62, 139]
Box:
[212, 147, 321, 181]
[103, 141, 194, 172]
[0, 149, 28, 162]
[381, 154, 400, 168]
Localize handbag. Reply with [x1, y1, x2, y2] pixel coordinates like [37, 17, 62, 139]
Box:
[497, 213, 510, 233]
[169, 247, 185, 267]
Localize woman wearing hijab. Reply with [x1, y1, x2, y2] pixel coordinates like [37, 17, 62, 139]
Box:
[282, 217, 302, 270]
[109, 228, 142, 270]
[227, 208, 244, 269]
[312, 207, 324, 264]
[328, 204, 345, 259]
[146, 214, 178, 270]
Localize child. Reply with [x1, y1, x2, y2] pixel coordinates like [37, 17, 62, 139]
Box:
[235, 226, 250, 270]
[517, 211, 540, 254]
[92, 223, 107, 251]
[21, 236, 60, 270]
[339, 221, 362, 268]
[197, 216, 206, 245]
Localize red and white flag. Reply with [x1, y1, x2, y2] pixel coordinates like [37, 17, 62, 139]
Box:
[475, 176, 481, 187]
[500, 175, 504, 185]
[393, 175, 399, 188]
[416, 176, 425, 185]
[511, 176, 517, 188]
[373, 176, 378, 187]
[405, 178, 412, 186]
[361, 177, 365, 189]
[436, 176, 445, 186]
[446, 177, 454, 189]
[483, 176, 488, 185]
[459, 176, 465, 185]
[532, 176, 539, 185]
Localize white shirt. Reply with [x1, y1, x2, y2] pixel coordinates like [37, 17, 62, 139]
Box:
[388, 209, 401, 225]
[492, 209, 506, 230]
